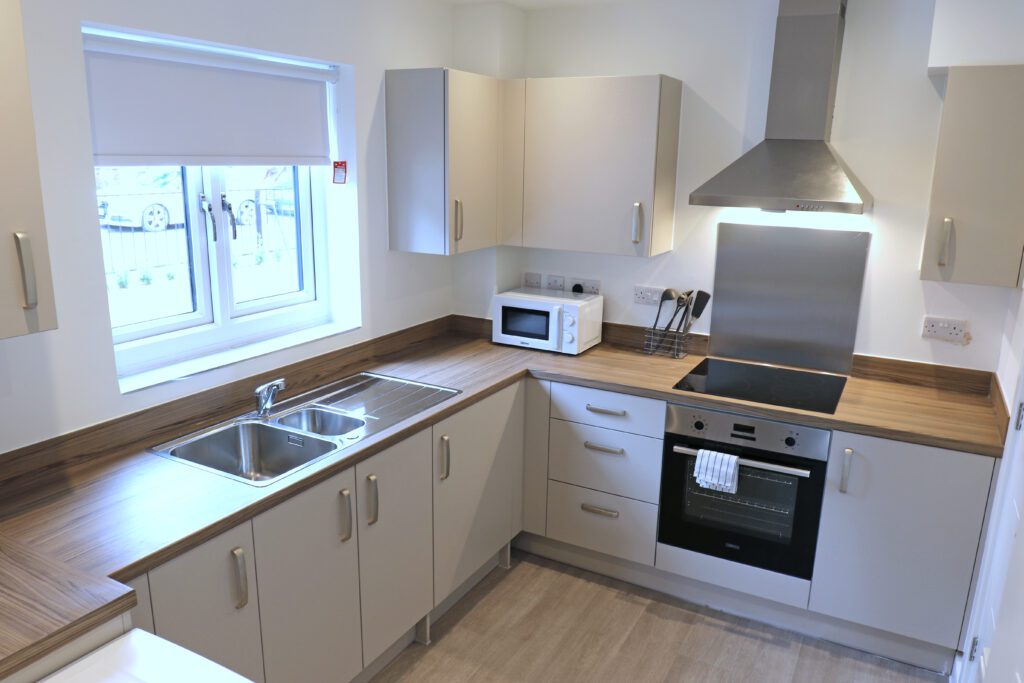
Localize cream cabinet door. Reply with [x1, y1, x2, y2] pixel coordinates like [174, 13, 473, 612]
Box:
[809, 432, 993, 647]
[149, 522, 264, 682]
[921, 65, 1024, 287]
[253, 468, 363, 683]
[433, 382, 524, 604]
[448, 69, 499, 255]
[523, 74, 680, 257]
[356, 429, 434, 665]
[0, 0, 56, 339]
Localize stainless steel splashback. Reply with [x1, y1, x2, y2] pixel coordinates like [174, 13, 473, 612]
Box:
[708, 223, 870, 374]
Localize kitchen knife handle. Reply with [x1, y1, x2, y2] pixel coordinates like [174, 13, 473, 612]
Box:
[631, 202, 642, 244]
[938, 217, 953, 267]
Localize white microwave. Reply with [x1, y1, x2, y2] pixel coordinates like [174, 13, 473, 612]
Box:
[492, 288, 603, 355]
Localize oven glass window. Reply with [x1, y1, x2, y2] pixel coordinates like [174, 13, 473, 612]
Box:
[502, 307, 550, 340]
[683, 455, 799, 542]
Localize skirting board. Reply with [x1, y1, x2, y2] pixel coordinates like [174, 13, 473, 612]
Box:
[514, 533, 956, 676]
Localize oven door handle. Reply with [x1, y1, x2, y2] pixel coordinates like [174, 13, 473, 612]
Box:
[672, 445, 811, 479]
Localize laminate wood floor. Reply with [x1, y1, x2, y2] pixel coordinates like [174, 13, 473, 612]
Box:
[374, 552, 944, 683]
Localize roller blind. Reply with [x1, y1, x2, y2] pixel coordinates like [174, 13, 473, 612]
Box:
[83, 32, 336, 165]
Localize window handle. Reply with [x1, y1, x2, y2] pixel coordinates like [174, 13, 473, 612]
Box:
[200, 193, 217, 241]
[221, 192, 238, 239]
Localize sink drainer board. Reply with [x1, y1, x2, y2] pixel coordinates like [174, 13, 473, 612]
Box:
[151, 373, 459, 487]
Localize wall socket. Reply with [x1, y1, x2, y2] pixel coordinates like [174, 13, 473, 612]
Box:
[568, 277, 601, 294]
[523, 272, 542, 288]
[922, 316, 972, 345]
[634, 285, 664, 306]
[545, 274, 565, 291]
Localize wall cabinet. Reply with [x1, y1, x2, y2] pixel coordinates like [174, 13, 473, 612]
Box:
[809, 432, 993, 648]
[355, 429, 434, 665]
[920, 65, 1024, 288]
[0, 0, 57, 340]
[252, 468, 362, 683]
[522, 74, 681, 256]
[433, 382, 524, 604]
[386, 68, 499, 255]
[928, 0, 1024, 69]
[148, 522, 264, 682]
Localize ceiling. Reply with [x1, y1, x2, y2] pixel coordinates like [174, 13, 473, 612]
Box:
[445, 0, 630, 8]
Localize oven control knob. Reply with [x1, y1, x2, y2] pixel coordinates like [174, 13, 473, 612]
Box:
[564, 332, 575, 344]
[693, 420, 705, 432]
[784, 436, 797, 447]
[564, 315, 576, 327]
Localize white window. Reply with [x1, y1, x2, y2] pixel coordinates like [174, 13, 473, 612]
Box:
[82, 28, 351, 382]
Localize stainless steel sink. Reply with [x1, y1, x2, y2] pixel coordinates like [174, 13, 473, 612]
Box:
[152, 372, 459, 487]
[276, 407, 365, 437]
[161, 420, 338, 486]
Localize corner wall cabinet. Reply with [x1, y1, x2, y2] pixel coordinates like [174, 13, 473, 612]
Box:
[523, 74, 681, 256]
[0, 0, 57, 339]
[385, 68, 499, 255]
[920, 65, 1024, 288]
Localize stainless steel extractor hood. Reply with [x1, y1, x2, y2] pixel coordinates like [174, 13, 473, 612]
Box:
[690, 0, 872, 214]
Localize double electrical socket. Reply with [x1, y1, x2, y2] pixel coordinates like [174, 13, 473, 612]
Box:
[922, 316, 971, 345]
[524, 272, 600, 294]
[634, 285, 664, 306]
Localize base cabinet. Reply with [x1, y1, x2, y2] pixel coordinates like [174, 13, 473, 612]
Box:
[356, 429, 434, 665]
[148, 522, 264, 682]
[433, 382, 524, 604]
[252, 468, 363, 683]
[809, 432, 993, 648]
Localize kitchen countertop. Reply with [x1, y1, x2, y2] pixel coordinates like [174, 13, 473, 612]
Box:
[0, 333, 1008, 678]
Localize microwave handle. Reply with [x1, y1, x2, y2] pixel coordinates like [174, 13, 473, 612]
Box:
[552, 305, 563, 348]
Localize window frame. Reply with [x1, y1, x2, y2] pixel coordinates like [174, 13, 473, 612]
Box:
[108, 165, 331, 377]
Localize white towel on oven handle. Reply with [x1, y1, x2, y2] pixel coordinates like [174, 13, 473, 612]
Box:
[695, 449, 739, 494]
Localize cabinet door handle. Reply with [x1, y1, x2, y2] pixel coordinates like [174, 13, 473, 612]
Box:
[454, 199, 464, 242]
[366, 474, 379, 525]
[938, 217, 953, 266]
[339, 488, 353, 542]
[584, 440, 625, 455]
[439, 434, 451, 480]
[586, 403, 627, 417]
[230, 547, 248, 609]
[631, 202, 642, 244]
[200, 193, 217, 241]
[839, 448, 854, 494]
[12, 232, 37, 309]
[581, 503, 619, 519]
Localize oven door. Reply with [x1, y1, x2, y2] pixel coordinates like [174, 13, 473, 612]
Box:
[657, 436, 826, 579]
[492, 300, 561, 351]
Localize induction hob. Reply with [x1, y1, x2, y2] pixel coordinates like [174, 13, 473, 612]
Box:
[674, 357, 847, 414]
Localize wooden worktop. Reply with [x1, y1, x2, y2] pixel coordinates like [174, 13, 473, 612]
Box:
[0, 328, 1008, 678]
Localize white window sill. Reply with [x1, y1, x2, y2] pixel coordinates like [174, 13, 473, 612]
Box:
[118, 320, 357, 394]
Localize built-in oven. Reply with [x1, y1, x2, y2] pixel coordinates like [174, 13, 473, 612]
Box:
[658, 403, 830, 580]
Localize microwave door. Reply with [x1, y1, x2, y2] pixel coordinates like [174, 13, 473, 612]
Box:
[497, 303, 561, 351]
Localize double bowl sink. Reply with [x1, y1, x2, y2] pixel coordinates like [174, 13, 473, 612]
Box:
[151, 373, 459, 487]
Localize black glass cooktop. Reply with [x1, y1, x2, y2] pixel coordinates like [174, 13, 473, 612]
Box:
[674, 358, 848, 414]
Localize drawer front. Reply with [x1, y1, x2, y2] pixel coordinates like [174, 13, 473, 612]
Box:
[546, 480, 658, 565]
[548, 419, 662, 503]
[550, 383, 665, 437]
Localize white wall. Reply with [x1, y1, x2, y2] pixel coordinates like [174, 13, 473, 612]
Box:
[929, 0, 1024, 69]
[455, 0, 1016, 373]
[0, 0, 457, 454]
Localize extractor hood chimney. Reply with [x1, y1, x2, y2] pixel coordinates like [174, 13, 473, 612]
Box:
[690, 0, 872, 214]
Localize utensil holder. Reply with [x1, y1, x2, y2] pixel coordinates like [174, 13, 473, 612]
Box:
[643, 327, 687, 359]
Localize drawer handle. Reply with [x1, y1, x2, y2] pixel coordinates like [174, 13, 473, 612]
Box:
[581, 503, 619, 519]
[339, 488, 353, 542]
[230, 547, 248, 609]
[584, 441, 625, 456]
[585, 404, 627, 417]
